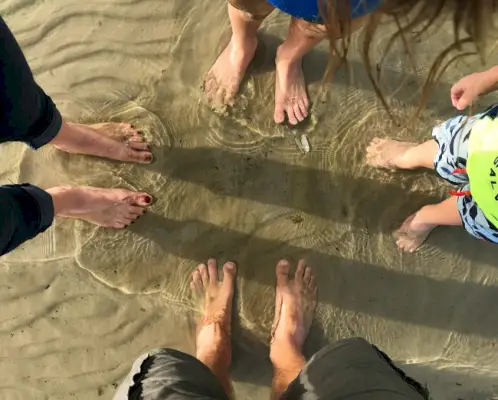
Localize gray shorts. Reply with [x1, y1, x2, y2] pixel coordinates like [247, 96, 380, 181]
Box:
[432, 104, 498, 242]
[114, 338, 428, 399]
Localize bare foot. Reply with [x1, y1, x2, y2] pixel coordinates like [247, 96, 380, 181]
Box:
[46, 186, 152, 228]
[394, 213, 435, 252]
[50, 122, 153, 164]
[366, 138, 418, 169]
[274, 48, 309, 125]
[191, 259, 236, 393]
[270, 259, 317, 358]
[203, 36, 258, 109]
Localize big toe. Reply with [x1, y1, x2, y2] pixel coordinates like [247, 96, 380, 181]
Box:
[126, 193, 152, 207]
[222, 262, 237, 291]
[276, 260, 290, 287]
[274, 103, 286, 124]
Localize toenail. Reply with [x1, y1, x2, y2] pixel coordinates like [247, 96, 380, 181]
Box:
[142, 195, 152, 204]
[145, 154, 153, 162]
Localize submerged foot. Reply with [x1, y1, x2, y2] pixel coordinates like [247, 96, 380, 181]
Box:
[191, 259, 237, 367]
[274, 47, 309, 125]
[270, 260, 317, 358]
[46, 186, 152, 228]
[51, 122, 153, 164]
[203, 36, 258, 108]
[366, 138, 418, 169]
[394, 213, 435, 252]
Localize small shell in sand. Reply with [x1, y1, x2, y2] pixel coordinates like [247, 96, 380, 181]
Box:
[300, 134, 310, 153]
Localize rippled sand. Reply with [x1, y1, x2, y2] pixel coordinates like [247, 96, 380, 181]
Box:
[1, 0, 498, 398]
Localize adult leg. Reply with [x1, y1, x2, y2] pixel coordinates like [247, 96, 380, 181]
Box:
[203, 0, 274, 107]
[269, 259, 317, 399]
[0, 184, 152, 256]
[191, 259, 237, 397]
[281, 338, 429, 399]
[113, 259, 236, 400]
[0, 17, 152, 163]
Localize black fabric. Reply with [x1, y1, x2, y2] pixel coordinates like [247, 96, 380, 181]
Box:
[282, 337, 428, 399]
[0, 16, 62, 148]
[0, 184, 54, 256]
[127, 348, 230, 400]
[0, 17, 61, 256]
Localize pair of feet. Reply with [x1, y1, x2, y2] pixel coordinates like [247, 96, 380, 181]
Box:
[366, 138, 435, 252]
[191, 258, 317, 397]
[204, 37, 309, 126]
[46, 122, 154, 228]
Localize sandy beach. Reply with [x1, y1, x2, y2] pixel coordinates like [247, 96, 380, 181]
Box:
[1, 0, 498, 398]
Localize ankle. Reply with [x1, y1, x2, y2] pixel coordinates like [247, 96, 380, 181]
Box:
[46, 186, 76, 215]
[276, 45, 302, 66]
[270, 337, 304, 368]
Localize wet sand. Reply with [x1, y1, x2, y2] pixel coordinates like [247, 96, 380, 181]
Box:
[1, 0, 498, 398]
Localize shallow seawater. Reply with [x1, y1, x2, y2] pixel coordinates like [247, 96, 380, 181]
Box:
[1, 0, 498, 398]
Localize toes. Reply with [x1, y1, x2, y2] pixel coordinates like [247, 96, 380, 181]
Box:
[286, 105, 299, 125]
[127, 193, 152, 207]
[309, 276, 316, 290]
[295, 259, 306, 282]
[275, 259, 290, 287]
[274, 103, 286, 124]
[293, 103, 305, 123]
[127, 205, 146, 216]
[207, 258, 219, 285]
[128, 141, 151, 152]
[222, 262, 237, 289]
[112, 222, 126, 229]
[303, 266, 312, 286]
[298, 99, 308, 119]
[192, 270, 203, 292]
[126, 147, 153, 163]
[197, 263, 209, 286]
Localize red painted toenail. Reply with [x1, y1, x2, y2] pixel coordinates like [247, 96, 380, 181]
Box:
[143, 195, 152, 204]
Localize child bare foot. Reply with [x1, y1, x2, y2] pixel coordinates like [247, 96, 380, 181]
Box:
[50, 122, 153, 164]
[203, 36, 258, 108]
[270, 259, 317, 360]
[46, 186, 152, 228]
[394, 213, 435, 252]
[274, 50, 309, 125]
[366, 138, 418, 169]
[191, 259, 236, 395]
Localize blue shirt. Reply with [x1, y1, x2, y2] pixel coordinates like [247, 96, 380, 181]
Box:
[267, 0, 382, 23]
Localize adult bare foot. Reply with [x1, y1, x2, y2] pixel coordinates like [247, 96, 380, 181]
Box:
[46, 186, 152, 228]
[274, 48, 309, 125]
[49, 121, 153, 164]
[394, 212, 435, 252]
[270, 259, 317, 361]
[203, 36, 258, 109]
[366, 138, 418, 169]
[191, 259, 236, 396]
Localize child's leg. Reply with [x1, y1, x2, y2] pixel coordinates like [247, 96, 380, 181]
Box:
[275, 14, 371, 125]
[274, 19, 326, 125]
[204, 1, 274, 106]
[395, 197, 462, 252]
[366, 138, 438, 170]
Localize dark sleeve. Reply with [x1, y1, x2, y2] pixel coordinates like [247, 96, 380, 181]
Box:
[0, 17, 62, 149]
[0, 184, 54, 256]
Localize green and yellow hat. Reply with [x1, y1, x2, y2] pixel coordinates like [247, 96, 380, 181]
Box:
[467, 116, 498, 226]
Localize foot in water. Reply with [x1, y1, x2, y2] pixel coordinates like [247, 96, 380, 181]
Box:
[270, 259, 317, 362]
[274, 48, 309, 125]
[366, 138, 418, 169]
[46, 186, 152, 229]
[394, 212, 435, 253]
[50, 122, 153, 164]
[191, 259, 236, 394]
[203, 36, 258, 109]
